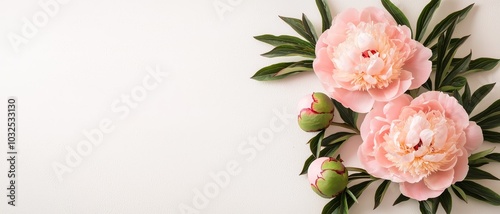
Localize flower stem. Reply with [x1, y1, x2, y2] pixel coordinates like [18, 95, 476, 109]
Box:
[331, 122, 360, 134]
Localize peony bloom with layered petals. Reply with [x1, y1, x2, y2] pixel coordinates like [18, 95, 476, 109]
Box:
[313, 7, 432, 113]
[357, 91, 483, 201]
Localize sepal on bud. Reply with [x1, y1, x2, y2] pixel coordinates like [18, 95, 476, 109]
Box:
[298, 92, 334, 132]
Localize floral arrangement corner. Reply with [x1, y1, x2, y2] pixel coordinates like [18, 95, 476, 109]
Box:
[251, 0, 500, 213]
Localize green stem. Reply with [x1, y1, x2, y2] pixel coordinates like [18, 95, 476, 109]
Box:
[331, 122, 360, 134]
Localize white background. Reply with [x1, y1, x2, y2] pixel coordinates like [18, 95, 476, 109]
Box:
[0, 0, 499, 213]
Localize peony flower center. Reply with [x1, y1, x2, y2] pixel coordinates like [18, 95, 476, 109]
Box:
[382, 109, 461, 178]
[331, 22, 414, 91]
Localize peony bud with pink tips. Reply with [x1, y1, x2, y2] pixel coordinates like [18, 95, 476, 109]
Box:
[308, 157, 348, 198]
[298, 92, 334, 132]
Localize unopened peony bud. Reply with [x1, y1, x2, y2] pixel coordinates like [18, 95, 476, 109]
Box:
[308, 157, 348, 198]
[297, 92, 334, 132]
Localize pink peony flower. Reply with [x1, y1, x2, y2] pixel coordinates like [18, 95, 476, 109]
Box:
[313, 7, 432, 113]
[357, 91, 483, 201]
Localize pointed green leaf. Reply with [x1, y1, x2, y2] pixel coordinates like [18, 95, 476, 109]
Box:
[462, 58, 500, 75]
[309, 129, 325, 158]
[322, 132, 355, 146]
[469, 147, 495, 161]
[483, 130, 500, 143]
[339, 190, 349, 214]
[349, 172, 372, 181]
[451, 185, 468, 203]
[393, 194, 410, 206]
[346, 189, 359, 204]
[438, 76, 466, 92]
[466, 83, 496, 114]
[465, 167, 500, 180]
[477, 114, 500, 129]
[261, 44, 315, 58]
[462, 81, 471, 111]
[452, 90, 463, 106]
[470, 99, 500, 122]
[279, 16, 315, 44]
[486, 153, 500, 162]
[332, 99, 358, 130]
[423, 4, 474, 46]
[439, 189, 452, 214]
[251, 60, 313, 81]
[315, 0, 332, 32]
[381, 0, 412, 37]
[302, 14, 318, 44]
[416, 0, 441, 41]
[435, 18, 458, 89]
[455, 180, 500, 205]
[423, 78, 433, 91]
[254, 34, 314, 48]
[374, 180, 391, 209]
[419, 201, 433, 214]
[300, 155, 315, 175]
[442, 51, 471, 87]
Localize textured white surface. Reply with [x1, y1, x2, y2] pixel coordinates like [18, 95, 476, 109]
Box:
[0, 0, 499, 213]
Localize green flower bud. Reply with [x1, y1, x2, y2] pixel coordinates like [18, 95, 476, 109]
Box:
[298, 92, 334, 132]
[308, 157, 348, 198]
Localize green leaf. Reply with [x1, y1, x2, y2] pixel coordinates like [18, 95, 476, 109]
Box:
[302, 14, 318, 44]
[465, 167, 500, 180]
[323, 181, 375, 214]
[455, 180, 500, 205]
[470, 99, 500, 122]
[423, 4, 474, 46]
[261, 44, 315, 58]
[419, 201, 433, 214]
[465, 83, 496, 114]
[486, 153, 500, 162]
[339, 191, 349, 214]
[374, 180, 391, 209]
[469, 147, 495, 161]
[349, 172, 372, 181]
[315, 0, 332, 32]
[462, 81, 471, 110]
[438, 76, 466, 92]
[477, 114, 500, 130]
[415, 0, 441, 41]
[279, 16, 315, 44]
[381, 0, 412, 37]
[332, 99, 358, 130]
[452, 90, 462, 106]
[462, 58, 500, 75]
[439, 189, 452, 214]
[393, 194, 410, 206]
[300, 155, 315, 175]
[451, 185, 468, 203]
[423, 78, 433, 91]
[254, 34, 314, 48]
[309, 130, 325, 158]
[322, 132, 355, 146]
[441, 51, 471, 87]
[483, 130, 500, 143]
[346, 189, 359, 204]
[251, 60, 313, 81]
[435, 18, 458, 89]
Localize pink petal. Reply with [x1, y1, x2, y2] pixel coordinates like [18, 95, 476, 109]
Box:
[400, 181, 444, 201]
[331, 88, 374, 113]
[404, 42, 432, 89]
[452, 151, 469, 183]
[423, 170, 454, 191]
[464, 121, 483, 152]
